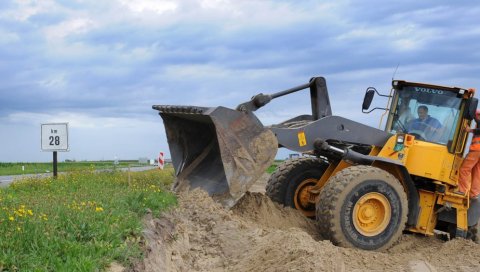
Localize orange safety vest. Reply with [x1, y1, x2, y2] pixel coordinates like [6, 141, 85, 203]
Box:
[471, 125, 480, 151]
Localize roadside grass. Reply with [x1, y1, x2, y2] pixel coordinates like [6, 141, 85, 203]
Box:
[0, 168, 176, 271]
[266, 160, 283, 174]
[0, 161, 149, 176]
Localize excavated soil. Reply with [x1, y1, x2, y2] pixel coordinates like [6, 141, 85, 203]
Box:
[134, 176, 480, 272]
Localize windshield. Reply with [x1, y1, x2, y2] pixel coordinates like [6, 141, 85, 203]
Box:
[388, 86, 462, 145]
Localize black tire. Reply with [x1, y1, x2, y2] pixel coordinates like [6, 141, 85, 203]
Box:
[316, 165, 408, 251]
[266, 157, 328, 217]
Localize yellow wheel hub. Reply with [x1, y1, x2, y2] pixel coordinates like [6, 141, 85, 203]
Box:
[294, 178, 318, 217]
[353, 192, 391, 236]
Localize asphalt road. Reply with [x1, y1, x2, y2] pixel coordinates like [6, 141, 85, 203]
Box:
[0, 166, 157, 187]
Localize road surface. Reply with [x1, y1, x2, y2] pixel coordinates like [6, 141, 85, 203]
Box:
[0, 166, 157, 187]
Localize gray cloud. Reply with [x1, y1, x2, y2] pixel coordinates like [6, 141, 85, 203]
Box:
[1, 0, 479, 161]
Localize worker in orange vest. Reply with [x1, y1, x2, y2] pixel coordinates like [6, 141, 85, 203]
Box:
[457, 109, 480, 198]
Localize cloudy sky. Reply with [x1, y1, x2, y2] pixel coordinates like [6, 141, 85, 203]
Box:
[1, 0, 479, 162]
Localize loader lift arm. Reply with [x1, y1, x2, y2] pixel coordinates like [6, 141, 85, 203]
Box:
[236, 77, 332, 121]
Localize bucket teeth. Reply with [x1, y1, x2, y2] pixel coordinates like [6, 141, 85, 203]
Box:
[152, 105, 208, 114]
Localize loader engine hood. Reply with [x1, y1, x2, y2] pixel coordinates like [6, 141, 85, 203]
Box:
[153, 105, 278, 208]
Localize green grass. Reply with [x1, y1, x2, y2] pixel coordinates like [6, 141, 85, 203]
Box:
[266, 160, 283, 174]
[0, 168, 177, 271]
[0, 161, 149, 176]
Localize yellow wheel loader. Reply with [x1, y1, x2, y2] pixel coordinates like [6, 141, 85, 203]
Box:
[153, 77, 480, 250]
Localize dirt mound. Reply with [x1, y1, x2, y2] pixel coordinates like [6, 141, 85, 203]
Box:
[137, 190, 480, 272]
[232, 192, 320, 238]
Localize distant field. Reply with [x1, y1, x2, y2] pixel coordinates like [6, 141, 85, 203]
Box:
[0, 161, 150, 176]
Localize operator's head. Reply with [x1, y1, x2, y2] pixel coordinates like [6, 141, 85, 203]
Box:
[417, 105, 428, 120]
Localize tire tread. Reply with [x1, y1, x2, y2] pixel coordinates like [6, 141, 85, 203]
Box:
[266, 157, 326, 206]
[316, 165, 408, 250]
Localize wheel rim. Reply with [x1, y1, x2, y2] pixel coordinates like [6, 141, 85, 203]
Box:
[294, 178, 317, 217]
[352, 192, 391, 236]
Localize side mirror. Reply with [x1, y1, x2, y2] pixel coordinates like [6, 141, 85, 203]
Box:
[362, 87, 391, 113]
[362, 88, 375, 111]
[463, 98, 478, 120]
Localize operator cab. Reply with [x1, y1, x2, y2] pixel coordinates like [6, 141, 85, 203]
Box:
[388, 81, 466, 145]
[363, 80, 477, 150]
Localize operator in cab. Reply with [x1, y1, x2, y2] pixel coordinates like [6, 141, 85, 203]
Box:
[406, 105, 442, 141]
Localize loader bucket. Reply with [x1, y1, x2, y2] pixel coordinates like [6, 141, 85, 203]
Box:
[153, 105, 278, 208]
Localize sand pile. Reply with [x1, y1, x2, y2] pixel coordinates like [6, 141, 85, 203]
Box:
[136, 190, 480, 272]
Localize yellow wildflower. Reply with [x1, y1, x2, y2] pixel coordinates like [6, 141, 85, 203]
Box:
[27, 210, 33, 216]
[9, 216, 14, 221]
[95, 207, 104, 212]
[39, 213, 48, 221]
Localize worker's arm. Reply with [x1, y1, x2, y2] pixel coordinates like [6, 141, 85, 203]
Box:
[465, 118, 480, 133]
[467, 127, 480, 133]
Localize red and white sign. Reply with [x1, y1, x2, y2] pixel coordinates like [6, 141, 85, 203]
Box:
[158, 152, 164, 170]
